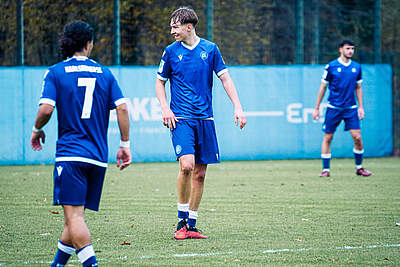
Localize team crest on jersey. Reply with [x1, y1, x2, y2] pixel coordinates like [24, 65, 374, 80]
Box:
[337, 67, 342, 72]
[200, 51, 208, 60]
[178, 55, 183, 61]
[352, 68, 356, 72]
[176, 145, 182, 154]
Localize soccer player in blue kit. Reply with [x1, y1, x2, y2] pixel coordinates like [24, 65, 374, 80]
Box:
[30, 21, 132, 266]
[155, 7, 246, 239]
[312, 39, 371, 177]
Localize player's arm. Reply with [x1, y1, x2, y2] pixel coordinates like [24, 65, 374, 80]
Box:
[116, 103, 132, 170]
[312, 82, 328, 120]
[155, 78, 178, 129]
[30, 104, 54, 151]
[219, 72, 246, 129]
[355, 83, 365, 120]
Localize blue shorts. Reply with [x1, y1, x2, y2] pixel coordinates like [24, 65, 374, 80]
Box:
[53, 161, 106, 211]
[170, 119, 220, 164]
[323, 107, 360, 133]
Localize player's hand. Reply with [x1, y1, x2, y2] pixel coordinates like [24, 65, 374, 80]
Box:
[358, 108, 365, 120]
[234, 108, 247, 129]
[31, 131, 45, 151]
[312, 109, 320, 120]
[116, 147, 132, 171]
[162, 107, 178, 130]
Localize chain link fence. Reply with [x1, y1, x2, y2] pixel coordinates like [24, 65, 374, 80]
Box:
[1, 0, 398, 153]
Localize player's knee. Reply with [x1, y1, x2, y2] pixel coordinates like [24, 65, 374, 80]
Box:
[180, 162, 194, 176]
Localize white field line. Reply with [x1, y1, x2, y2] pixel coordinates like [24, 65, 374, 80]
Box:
[1, 244, 399, 264]
[140, 243, 400, 259]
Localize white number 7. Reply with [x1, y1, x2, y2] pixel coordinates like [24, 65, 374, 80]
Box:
[78, 78, 96, 119]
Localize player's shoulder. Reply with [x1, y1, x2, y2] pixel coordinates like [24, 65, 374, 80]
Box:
[165, 41, 180, 52]
[198, 38, 218, 50]
[325, 59, 339, 69]
[350, 60, 361, 68]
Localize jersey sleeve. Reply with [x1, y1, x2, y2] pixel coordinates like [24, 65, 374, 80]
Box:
[213, 45, 228, 77]
[39, 69, 56, 106]
[108, 72, 126, 109]
[157, 49, 171, 81]
[321, 64, 332, 84]
[356, 66, 363, 84]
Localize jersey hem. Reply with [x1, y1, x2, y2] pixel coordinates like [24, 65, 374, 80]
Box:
[55, 157, 108, 167]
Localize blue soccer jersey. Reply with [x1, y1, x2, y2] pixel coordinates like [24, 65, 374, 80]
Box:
[321, 58, 362, 108]
[157, 38, 227, 119]
[40, 56, 126, 167]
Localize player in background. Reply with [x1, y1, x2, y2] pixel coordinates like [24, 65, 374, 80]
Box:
[312, 39, 371, 177]
[155, 7, 246, 239]
[30, 21, 131, 266]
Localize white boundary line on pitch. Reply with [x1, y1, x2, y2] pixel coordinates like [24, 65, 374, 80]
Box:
[1, 244, 399, 265]
[140, 243, 400, 259]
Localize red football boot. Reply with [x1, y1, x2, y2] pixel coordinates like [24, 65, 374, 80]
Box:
[356, 168, 372, 176]
[319, 170, 330, 177]
[174, 220, 188, 240]
[186, 226, 208, 239]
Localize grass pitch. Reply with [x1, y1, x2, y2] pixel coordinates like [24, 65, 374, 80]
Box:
[0, 158, 399, 266]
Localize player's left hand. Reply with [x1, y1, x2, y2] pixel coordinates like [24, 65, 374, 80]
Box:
[117, 147, 132, 170]
[358, 108, 365, 120]
[31, 131, 45, 151]
[234, 109, 247, 129]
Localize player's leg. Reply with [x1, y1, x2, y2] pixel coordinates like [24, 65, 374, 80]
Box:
[345, 109, 371, 176]
[320, 108, 341, 177]
[349, 129, 371, 176]
[50, 226, 75, 267]
[171, 120, 196, 239]
[63, 205, 98, 267]
[174, 154, 195, 239]
[186, 163, 208, 239]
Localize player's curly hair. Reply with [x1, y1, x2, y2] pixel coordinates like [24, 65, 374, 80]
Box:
[171, 7, 198, 26]
[60, 21, 94, 59]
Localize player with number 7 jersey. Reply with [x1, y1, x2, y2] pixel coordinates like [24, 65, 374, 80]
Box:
[40, 55, 125, 166]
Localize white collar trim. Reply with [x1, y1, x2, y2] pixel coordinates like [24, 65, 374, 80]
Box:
[181, 38, 200, 50]
[338, 57, 351, 67]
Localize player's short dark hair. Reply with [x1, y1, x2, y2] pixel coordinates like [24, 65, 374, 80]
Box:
[170, 7, 198, 26]
[339, 39, 355, 48]
[60, 21, 94, 59]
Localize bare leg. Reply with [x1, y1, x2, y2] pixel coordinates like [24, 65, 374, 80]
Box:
[189, 164, 207, 211]
[62, 205, 91, 249]
[321, 133, 334, 154]
[177, 154, 195, 204]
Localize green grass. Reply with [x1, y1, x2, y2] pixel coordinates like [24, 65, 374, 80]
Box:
[0, 158, 399, 266]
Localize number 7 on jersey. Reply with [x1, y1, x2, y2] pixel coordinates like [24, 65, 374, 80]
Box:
[78, 77, 96, 119]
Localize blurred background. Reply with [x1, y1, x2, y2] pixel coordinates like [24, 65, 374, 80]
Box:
[0, 0, 398, 157]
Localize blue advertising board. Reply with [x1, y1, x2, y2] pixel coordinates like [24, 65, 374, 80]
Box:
[0, 64, 392, 165]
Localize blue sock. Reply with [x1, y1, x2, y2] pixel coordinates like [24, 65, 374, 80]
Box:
[177, 203, 189, 221]
[321, 153, 331, 171]
[50, 240, 75, 267]
[353, 148, 364, 168]
[76, 244, 98, 267]
[188, 210, 198, 227]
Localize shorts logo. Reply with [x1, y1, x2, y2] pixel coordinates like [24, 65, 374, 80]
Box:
[337, 67, 342, 72]
[56, 166, 63, 176]
[200, 51, 208, 60]
[176, 145, 182, 154]
[352, 68, 356, 72]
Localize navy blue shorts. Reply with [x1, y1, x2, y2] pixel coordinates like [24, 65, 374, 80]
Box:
[53, 161, 106, 211]
[323, 107, 360, 133]
[170, 119, 220, 164]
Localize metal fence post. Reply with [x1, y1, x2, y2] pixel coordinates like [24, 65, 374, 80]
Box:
[114, 0, 121, 65]
[206, 0, 213, 42]
[296, 0, 304, 64]
[16, 0, 24, 66]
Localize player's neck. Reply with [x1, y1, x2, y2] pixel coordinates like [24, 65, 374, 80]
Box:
[339, 55, 351, 63]
[182, 34, 200, 47]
